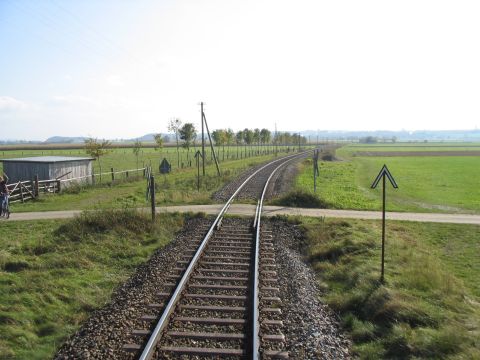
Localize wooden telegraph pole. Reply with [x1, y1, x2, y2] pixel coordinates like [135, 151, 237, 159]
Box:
[371, 165, 398, 283]
[201, 102, 205, 176]
[201, 104, 221, 177]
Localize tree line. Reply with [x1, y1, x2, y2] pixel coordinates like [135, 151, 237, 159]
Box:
[84, 119, 308, 174]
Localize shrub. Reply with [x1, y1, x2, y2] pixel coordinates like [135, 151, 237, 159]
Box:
[273, 190, 331, 208]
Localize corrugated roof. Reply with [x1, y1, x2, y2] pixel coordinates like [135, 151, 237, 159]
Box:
[0, 156, 95, 163]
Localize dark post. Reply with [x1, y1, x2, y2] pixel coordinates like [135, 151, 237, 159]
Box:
[195, 151, 202, 191]
[381, 175, 386, 283]
[150, 175, 155, 221]
[34, 175, 39, 198]
[371, 164, 398, 283]
[201, 102, 205, 176]
[111, 167, 115, 182]
[203, 112, 221, 176]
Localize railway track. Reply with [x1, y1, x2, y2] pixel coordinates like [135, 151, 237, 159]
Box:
[123, 152, 310, 359]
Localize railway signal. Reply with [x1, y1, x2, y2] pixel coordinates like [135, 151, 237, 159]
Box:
[371, 164, 398, 283]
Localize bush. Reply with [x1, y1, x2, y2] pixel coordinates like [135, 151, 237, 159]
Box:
[54, 208, 157, 242]
[274, 190, 331, 208]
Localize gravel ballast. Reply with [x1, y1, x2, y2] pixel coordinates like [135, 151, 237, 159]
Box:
[54, 216, 351, 359]
[268, 218, 351, 359]
[54, 217, 212, 360]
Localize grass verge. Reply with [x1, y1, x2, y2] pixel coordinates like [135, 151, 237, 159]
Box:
[295, 216, 480, 359]
[10, 154, 280, 213]
[0, 209, 185, 359]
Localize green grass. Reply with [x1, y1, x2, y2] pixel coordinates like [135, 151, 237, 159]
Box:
[295, 216, 480, 359]
[339, 142, 480, 156]
[9, 153, 291, 213]
[0, 145, 300, 175]
[0, 209, 185, 359]
[291, 149, 480, 213]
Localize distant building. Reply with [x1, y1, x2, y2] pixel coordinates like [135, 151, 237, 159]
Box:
[1, 156, 94, 184]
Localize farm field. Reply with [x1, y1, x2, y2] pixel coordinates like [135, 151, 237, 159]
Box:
[297, 216, 480, 359]
[0, 210, 186, 360]
[289, 143, 480, 213]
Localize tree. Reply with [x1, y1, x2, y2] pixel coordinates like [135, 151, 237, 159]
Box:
[225, 128, 234, 159]
[212, 129, 225, 146]
[168, 118, 182, 167]
[253, 128, 260, 154]
[154, 134, 163, 150]
[260, 128, 271, 153]
[244, 128, 254, 156]
[133, 140, 142, 171]
[236, 130, 244, 158]
[179, 123, 197, 162]
[260, 128, 271, 144]
[84, 137, 111, 182]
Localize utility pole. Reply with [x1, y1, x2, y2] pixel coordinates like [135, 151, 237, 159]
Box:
[201, 102, 205, 176]
[275, 123, 278, 157]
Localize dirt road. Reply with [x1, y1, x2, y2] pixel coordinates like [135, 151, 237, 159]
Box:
[6, 205, 480, 225]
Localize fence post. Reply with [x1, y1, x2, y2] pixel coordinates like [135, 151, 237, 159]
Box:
[150, 175, 155, 222]
[20, 183, 24, 202]
[34, 175, 39, 197]
[126, 171, 129, 179]
[111, 168, 115, 182]
[57, 180, 61, 193]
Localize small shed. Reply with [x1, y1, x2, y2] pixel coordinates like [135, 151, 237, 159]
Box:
[1, 156, 95, 184]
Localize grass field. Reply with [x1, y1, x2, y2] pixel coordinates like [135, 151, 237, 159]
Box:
[295, 216, 480, 359]
[0, 209, 186, 360]
[0, 144, 301, 175]
[8, 151, 297, 213]
[288, 143, 480, 213]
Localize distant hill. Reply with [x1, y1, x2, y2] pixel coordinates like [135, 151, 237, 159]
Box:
[45, 136, 87, 144]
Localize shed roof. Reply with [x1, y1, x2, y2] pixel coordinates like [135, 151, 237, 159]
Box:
[1, 156, 95, 163]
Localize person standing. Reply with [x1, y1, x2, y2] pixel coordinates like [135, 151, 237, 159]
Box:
[0, 175, 9, 217]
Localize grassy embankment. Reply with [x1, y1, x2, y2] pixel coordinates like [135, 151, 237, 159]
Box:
[7, 150, 294, 213]
[294, 216, 480, 358]
[0, 209, 186, 360]
[276, 143, 480, 213]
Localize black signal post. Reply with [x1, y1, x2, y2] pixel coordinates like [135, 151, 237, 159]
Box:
[371, 165, 398, 283]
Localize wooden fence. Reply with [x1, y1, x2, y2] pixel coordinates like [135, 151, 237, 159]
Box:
[5, 166, 147, 204]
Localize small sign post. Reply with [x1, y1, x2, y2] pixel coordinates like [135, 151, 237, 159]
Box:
[313, 149, 320, 193]
[371, 165, 398, 283]
[194, 150, 203, 191]
[150, 174, 155, 222]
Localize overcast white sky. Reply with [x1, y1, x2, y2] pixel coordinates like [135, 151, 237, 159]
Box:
[1, 0, 479, 140]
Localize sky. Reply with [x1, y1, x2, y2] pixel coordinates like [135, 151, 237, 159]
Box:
[1, 0, 480, 140]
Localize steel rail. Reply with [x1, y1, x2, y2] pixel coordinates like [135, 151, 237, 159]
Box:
[252, 150, 314, 359]
[138, 151, 306, 360]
